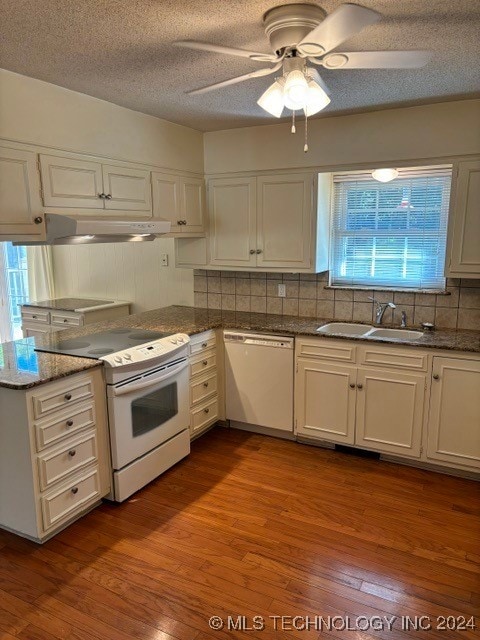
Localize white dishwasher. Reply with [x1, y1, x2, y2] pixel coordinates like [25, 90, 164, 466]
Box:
[224, 331, 294, 433]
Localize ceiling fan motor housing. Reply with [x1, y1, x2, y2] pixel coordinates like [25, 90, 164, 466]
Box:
[263, 3, 326, 54]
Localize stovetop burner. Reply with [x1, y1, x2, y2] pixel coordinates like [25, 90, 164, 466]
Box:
[35, 328, 168, 359]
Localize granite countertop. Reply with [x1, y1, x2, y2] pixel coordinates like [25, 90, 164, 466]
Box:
[23, 297, 116, 312]
[1, 305, 479, 390]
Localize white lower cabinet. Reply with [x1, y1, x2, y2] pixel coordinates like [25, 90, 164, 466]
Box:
[0, 369, 111, 542]
[354, 367, 425, 457]
[426, 357, 480, 470]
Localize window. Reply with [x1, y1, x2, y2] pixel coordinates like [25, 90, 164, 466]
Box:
[330, 166, 452, 290]
[0, 242, 30, 342]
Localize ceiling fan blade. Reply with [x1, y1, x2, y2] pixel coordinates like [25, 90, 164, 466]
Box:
[321, 50, 433, 69]
[174, 40, 278, 62]
[297, 3, 381, 57]
[187, 61, 283, 96]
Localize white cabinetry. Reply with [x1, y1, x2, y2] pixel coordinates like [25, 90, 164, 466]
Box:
[295, 338, 426, 459]
[0, 369, 111, 542]
[152, 172, 205, 236]
[0, 146, 46, 241]
[426, 357, 480, 470]
[39, 154, 151, 215]
[446, 158, 480, 278]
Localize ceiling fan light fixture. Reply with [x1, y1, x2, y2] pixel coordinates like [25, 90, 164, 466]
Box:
[257, 80, 285, 117]
[372, 168, 399, 183]
[304, 80, 330, 116]
[284, 69, 309, 107]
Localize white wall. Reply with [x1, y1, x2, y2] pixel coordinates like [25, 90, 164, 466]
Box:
[204, 100, 480, 174]
[0, 69, 200, 310]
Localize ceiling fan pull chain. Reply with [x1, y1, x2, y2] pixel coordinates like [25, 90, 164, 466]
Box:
[304, 110, 309, 153]
[291, 110, 296, 134]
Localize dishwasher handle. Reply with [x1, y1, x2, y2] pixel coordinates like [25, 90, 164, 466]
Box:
[224, 332, 294, 348]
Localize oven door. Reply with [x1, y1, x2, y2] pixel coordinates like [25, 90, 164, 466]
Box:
[107, 357, 189, 470]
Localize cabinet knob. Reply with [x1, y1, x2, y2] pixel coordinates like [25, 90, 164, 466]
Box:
[98, 193, 106, 199]
[34, 216, 43, 224]
[249, 249, 256, 255]
[64, 393, 72, 401]
[201, 342, 208, 348]
[66, 419, 74, 427]
[177, 220, 183, 225]
[71, 487, 79, 495]
[202, 360, 208, 366]
[203, 382, 209, 388]
[68, 449, 76, 457]
[256, 249, 262, 254]
[32, 315, 37, 319]
[357, 383, 363, 390]
[433, 374, 439, 380]
[204, 408, 210, 414]
[105, 194, 113, 200]
[63, 318, 68, 323]
[182, 219, 187, 225]
[349, 383, 356, 389]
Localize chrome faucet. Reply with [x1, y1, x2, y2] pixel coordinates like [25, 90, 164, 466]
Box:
[369, 296, 396, 324]
[401, 311, 407, 328]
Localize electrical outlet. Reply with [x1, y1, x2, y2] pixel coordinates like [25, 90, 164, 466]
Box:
[161, 253, 169, 267]
[278, 284, 286, 298]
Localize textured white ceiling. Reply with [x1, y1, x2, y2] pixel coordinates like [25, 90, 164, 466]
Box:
[0, 0, 479, 131]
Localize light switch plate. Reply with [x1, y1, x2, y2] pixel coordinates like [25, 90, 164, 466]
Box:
[278, 284, 286, 297]
[161, 253, 169, 267]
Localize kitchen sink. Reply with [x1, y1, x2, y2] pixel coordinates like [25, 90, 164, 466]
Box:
[365, 328, 424, 341]
[316, 323, 373, 337]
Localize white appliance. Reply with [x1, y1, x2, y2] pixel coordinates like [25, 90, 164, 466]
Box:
[15, 213, 171, 246]
[101, 334, 190, 502]
[224, 331, 294, 433]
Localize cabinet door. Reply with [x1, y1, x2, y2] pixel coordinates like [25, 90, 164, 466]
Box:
[152, 172, 182, 227]
[295, 359, 356, 444]
[181, 177, 205, 233]
[208, 177, 257, 268]
[447, 159, 480, 278]
[0, 147, 45, 238]
[39, 155, 104, 209]
[355, 368, 425, 458]
[427, 358, 480, 469]
[256, 173, 313, 269]
[102, 165, 152, 212]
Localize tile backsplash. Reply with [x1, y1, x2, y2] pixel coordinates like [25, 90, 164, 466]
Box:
[193, 271, 480, 331]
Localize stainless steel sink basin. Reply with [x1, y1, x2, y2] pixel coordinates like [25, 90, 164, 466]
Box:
[316, 322, 373, 337]
[365, 328, 424, 341]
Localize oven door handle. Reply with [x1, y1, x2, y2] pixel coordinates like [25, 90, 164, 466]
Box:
[111, 360, 188, 397]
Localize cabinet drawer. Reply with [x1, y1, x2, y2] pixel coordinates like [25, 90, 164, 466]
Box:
[51, 312, 84, 327]
[34, 403, 95, 451]
[296, 338, 357, 363]
[359, 346, 428, 372]
[190, 331, 216, 354]
[190, 371, 217, 406]
[32, 376, 94, 419]
[37, 431, 98, 491]
[190, 351, 217, 376]
[21, 308, 50, 324]
[191, 397, 218, 435]
[41, 467, 101, 531]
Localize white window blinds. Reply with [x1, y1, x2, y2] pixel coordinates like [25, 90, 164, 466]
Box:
[330, 167, 452, 290]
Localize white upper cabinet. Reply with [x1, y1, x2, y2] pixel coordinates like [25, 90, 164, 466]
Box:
[446, 158, 480, 278]
[0, 146, 45, 239]
[209, 177, 257, 268]
[256, 174, 313, 270]
[102, 165, 151, 211]
[39, 154, 152, 216]
[152, 172, 205, 235]
[40, 155, 104, 209]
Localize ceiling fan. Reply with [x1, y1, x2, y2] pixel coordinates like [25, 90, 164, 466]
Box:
[174, 3, 432, 149]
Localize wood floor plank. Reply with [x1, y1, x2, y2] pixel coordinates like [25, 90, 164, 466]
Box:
[0, 428, 478, 640]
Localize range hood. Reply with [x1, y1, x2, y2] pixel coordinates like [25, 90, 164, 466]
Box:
[16, 214, 171, 246]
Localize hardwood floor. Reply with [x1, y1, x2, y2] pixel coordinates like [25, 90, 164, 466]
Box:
[0, 427, 479, 640]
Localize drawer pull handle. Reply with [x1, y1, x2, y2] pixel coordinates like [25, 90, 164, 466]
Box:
[357, 383, 363, 390]
[64, 393, 72, 401]
[63, 318, 69, 323]
[68, 449, 76, 457]
[204, 408, 210, 414]
[349, 383, 355, 389]
[433, 374, 439, 380]
[202, 360, 208, 366]
[201, 342, 208, 348]
[71, 487, 79, 495]
[203, 382, 209, 388]
[32, 315, 37, 319]
[66, 419, 74, 427]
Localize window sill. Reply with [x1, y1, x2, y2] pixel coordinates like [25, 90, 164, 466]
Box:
[325, 285, 450, 295]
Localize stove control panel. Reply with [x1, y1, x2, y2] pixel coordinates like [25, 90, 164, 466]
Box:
[101, 333, 190, 368]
